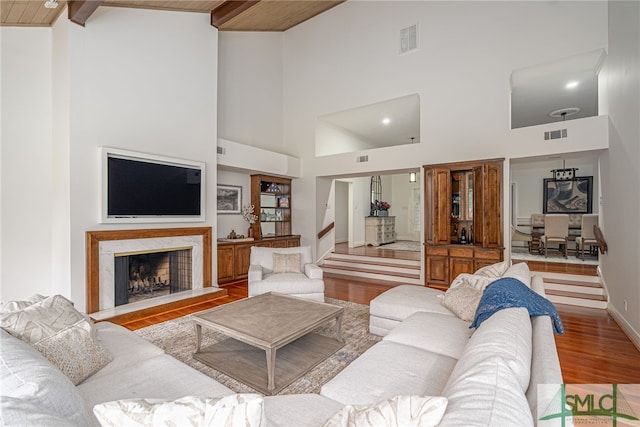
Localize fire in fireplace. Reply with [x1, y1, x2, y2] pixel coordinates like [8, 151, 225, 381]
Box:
[114, 248, 192, 306]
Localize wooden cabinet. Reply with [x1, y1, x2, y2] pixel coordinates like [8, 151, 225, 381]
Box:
[217, 235, 300, 284]
[424, 158, 504, 288]
[251, 174, 292, 240]
[365, 216, 395, 246]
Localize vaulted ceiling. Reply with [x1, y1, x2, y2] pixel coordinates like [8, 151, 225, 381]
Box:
[0, 0, 344, 30]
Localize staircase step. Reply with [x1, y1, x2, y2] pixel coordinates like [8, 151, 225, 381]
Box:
[323, 258, 419, 275]
[326, 253, 421, 267]
[546, 290, 608, 309]
[322, 265, 421, 285]
[323, 270, 421, 286]
[544, 282, 605, 296]
[534, 271, 601, 285]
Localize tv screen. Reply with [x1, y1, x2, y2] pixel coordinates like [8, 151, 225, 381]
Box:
[106, 153, 203, 219]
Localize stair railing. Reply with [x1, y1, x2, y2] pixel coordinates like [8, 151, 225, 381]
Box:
[594, 224, 608, 254]
[318, 222, 335, 240]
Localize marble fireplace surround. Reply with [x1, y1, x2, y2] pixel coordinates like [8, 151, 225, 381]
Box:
[86, 227, 213, 317]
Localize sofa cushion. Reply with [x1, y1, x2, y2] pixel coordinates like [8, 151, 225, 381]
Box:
[78, 353, 234, 425]
[0, 329, 91, 425]
[455, 307, 532, 391]
[273, 252, 302, 273]
[441, 283, 483, 322]
[93, 394, 264, 427]
[383, 312, 473, 359]
[449, 273, 495, 291]
[0, 295, 112, 385]
[320, 341, 456, 406]
[263, 394, 344, 427]
[440, 355, 534, 427]
[502, 262, 532, 288]
[323, 395, 448, 427]
[369, 285, 453, 322]
[0, 396, 78, 427]
[250, 245, 312, 272]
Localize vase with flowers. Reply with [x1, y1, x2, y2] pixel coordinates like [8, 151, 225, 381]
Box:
[242, 203, 258, 238]
[375, 200, 391, 216]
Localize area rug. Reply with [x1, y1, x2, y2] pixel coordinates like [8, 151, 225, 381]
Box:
[376, 240, 421, 252]
[134, 298, 381, 395]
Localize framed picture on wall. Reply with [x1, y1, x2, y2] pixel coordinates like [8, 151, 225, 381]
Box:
[217, 184, 242, 214]
[543, 176, 593, 214]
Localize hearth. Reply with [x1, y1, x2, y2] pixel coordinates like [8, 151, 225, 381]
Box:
[114, 248, 192, 306]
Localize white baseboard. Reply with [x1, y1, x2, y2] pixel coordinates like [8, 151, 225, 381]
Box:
[608, 305, 640, 352]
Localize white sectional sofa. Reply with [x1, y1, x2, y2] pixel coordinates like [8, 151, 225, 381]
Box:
[1, 262, 562, 426]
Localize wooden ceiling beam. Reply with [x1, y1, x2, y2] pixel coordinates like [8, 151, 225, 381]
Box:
[210, 0, 260, 28]
[68, 0, 103, 26]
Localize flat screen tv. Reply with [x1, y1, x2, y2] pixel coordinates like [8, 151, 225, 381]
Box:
[102, 148, 205, 223]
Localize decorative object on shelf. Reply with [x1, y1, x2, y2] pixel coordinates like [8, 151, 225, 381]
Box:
[267, 182, 280, 193]
[217, 184, 242, 214]
[227, 230, 237, 239]
[278, 196, 289, 208]
[460, 227, 467, 244]
[261, 209, 267, 221]
[242, 203, 258, 237]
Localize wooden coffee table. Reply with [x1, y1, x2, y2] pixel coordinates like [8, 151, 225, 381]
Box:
[192, 292, 344, 395]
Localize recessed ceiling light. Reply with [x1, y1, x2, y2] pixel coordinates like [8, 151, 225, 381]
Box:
[381, 118, 391, 125]
[565, 81, 579, 89]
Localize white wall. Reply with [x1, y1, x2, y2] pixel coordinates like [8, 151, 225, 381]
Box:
[1, 8, 218, 311]
[599, 0, 640, 343]
[0, 28, 53, 301]
[217, 32, 283, 152]
[334, 181, 349, 244]
[390, 174, 421, 241]
[511, 156, 600, 227]
[216, 169, 252, 239]
[278, 1, 608, 254]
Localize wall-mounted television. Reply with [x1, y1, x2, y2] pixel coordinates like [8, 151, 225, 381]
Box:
[102, 148, 205, 223]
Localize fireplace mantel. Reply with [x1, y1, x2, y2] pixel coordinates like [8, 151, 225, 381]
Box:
[86, 227, 212, 314]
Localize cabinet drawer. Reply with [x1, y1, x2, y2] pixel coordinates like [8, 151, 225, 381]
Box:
[449, 246, 473, 258]
[426, 245, 448, 256]
[475, 248, 502, 261]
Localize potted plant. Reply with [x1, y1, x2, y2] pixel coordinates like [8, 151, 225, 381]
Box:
[375, 200, 391, 216]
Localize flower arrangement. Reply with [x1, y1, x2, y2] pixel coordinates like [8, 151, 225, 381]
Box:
[242, 203, 258, 224]
[375, 200, 391, 211]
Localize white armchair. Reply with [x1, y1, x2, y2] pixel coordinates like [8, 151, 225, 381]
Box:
[248, 246, 325, 302]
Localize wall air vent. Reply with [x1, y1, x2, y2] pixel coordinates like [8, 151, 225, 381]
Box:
[356, 155, 369, 163]
[544, 129, 568, 140]
[217, 146, 225, 155]
[400, 23, 418, 54]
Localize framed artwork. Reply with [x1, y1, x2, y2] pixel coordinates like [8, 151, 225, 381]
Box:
[543, 177, 593, 214]
[217, 184, 242, 214]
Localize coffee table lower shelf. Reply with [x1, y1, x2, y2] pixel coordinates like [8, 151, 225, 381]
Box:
[193, 333, 344, 395]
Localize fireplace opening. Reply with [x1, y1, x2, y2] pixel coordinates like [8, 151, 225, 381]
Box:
[114, 248, 192, 306]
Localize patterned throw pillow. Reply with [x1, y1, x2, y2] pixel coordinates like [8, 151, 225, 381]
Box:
[323, 395, 448, 427]
[272, 252, 302, 273]
[0, 295, 112, 385]
[441, 283, 483, 322]
[93, 394, 264, 427]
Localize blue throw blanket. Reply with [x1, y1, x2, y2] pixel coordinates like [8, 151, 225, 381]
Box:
[471, 277, 564, 334]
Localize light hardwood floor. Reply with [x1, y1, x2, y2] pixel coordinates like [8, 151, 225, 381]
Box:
[118, 245, 640, 384]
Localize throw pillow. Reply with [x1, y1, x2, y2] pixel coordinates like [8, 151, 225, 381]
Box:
[0, 295, 112, 385]
[449, 273, 494, 291]
[0, 294, 46, 313]
[474, 261, 509, 278]
[322, 395, 448, 427]
[272, 252, 301, 273]
[441, 283, 483, 322]
[93, 394, 264, 427]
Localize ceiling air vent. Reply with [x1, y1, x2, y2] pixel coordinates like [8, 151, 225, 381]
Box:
[356, 155, 369, 163]
[400, 24, 418, 54]
[217, 146, 225, 155]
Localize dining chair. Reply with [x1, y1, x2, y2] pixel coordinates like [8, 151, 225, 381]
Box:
[542, 214, 569, 258]
[575, 214, 599, 259]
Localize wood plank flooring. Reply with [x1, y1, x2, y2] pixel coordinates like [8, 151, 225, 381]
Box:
[117, 244, 640, 385]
